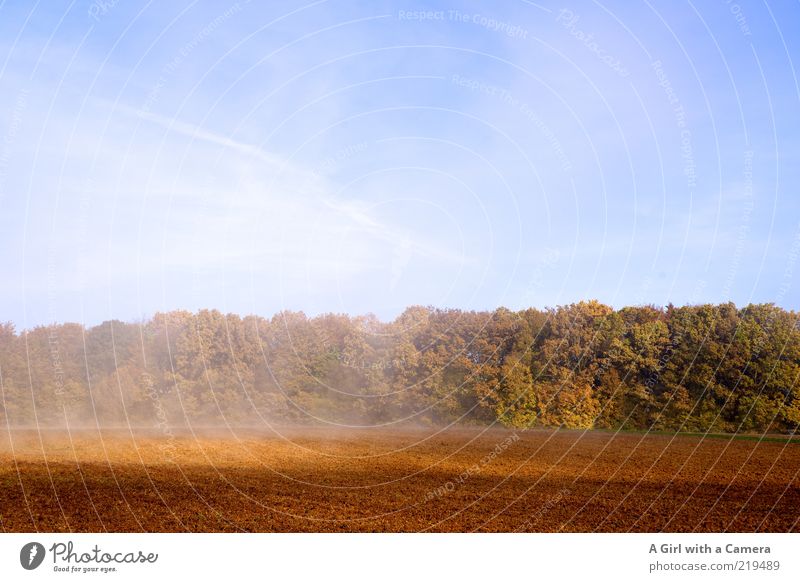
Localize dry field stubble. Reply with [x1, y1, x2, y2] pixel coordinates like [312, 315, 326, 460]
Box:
[0, 427, 798, 532]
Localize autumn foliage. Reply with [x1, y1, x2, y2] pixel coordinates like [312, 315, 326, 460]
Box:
[1, 301, 798, 432]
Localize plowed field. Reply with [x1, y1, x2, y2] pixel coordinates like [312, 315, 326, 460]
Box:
[1, 428, 798, 532]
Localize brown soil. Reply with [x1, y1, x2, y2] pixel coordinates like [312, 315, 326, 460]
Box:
[1, 427, 797, 532]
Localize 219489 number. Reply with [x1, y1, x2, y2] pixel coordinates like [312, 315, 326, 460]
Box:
[735, 560, 780, 571]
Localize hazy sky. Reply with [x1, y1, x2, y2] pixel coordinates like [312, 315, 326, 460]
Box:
[1, 0, 799, 328]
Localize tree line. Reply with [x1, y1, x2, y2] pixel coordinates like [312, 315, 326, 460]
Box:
[0, 301, 798, 432]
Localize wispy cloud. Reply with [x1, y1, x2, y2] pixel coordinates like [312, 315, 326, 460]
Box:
[110, 101, 301, 172]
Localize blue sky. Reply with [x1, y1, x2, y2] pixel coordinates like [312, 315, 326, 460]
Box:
[1, 0, 799, 328]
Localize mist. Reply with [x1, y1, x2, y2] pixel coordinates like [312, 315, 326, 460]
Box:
[1, 301, 798, 435]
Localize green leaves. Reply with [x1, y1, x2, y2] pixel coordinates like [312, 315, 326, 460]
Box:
[0, 302, 797, 433]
